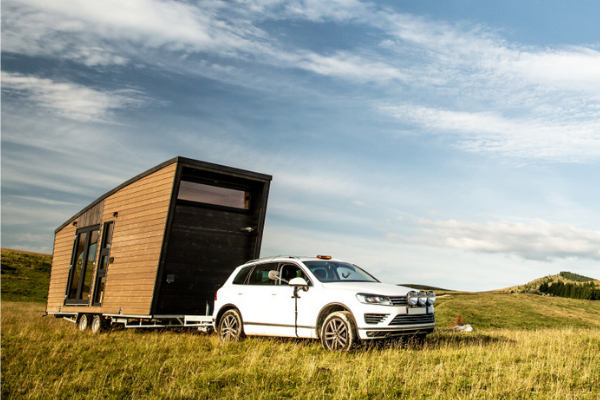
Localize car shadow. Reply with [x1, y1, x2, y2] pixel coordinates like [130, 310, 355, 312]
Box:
[359, 332, 517, 351]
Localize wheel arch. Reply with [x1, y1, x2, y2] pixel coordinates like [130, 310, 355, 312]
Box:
[315, 302, 357, 339]
[215, 303, 243, 326]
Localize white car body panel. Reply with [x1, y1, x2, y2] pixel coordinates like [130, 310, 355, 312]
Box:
[214, 257, 435, 341]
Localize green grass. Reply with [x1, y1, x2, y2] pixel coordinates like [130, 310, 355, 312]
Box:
[3, 248, 600, 398]
[1, 248, 52, 303]
[434, 292, 600, 330]
[3, 301, 600, 399]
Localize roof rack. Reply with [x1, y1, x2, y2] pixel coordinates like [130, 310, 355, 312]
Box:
[244, 255, 301, 264]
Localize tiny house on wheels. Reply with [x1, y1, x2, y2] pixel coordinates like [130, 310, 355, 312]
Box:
[46, 157, 272, 332]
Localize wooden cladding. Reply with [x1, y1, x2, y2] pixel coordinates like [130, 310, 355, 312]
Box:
[47, 157, 272, 319]
[78, 201, 104, 228]
[47, 162, 176, 315]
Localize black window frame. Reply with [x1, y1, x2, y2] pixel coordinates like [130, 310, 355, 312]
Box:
[92, 221, 114, 306]
[65, 224, 101, 306]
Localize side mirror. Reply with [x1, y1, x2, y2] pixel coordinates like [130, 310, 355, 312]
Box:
[289, 277, 309, 291]
[268, 270, 280, 281]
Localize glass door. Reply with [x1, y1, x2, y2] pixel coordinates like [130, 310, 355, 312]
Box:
[92, 222, 114, 306]
[65, 225, 100, 305]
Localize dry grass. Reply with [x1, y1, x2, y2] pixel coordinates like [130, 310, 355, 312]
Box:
[3, 302, 600, 399]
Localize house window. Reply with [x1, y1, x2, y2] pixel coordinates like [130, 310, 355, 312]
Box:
[177, 180, 249, 210]
[66, 225, 100, 305]
[92, 221, 114, 306]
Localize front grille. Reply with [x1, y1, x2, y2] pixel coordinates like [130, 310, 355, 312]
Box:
[364, 313, 389, 325]
[389, 296, 408, 305]
[389, 313, 435, 326]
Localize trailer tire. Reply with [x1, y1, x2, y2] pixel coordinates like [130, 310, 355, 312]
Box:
[77, 314, 90, 331]
[218, 309, 244, 342]
[91, 315, 105, 334]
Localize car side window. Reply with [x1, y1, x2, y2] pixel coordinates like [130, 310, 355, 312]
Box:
[247, 263, 278, 285]
[279, 264, 311, 286]
[232, 266, 253, 284]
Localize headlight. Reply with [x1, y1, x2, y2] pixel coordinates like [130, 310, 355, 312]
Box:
[356, 293, 392, 305]
[418, 291, 427, 306]
[407, 291, 419, 306]
[426, 291, 436, 305]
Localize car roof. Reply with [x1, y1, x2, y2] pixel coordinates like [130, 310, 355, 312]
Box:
[243, 255, 344, 265]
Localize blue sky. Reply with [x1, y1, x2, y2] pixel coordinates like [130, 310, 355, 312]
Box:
[2, 0, 600, 291]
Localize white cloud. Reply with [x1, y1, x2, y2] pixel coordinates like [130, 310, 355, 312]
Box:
[1, 72, 145, 122]
[390, 218, 600, 262]
[379, 104, 600, 162]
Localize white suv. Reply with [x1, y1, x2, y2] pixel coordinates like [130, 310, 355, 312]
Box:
[213, 256, 436, 350]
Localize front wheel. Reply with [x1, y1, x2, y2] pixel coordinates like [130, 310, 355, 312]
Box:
[320, 311, 357, 351]
[218, 309, 244, 342]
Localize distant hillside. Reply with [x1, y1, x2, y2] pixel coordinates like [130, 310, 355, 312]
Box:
[501, 272, 600, 301]
[434, 291, 600, 330]
[1, 248, 52, 303]
[399, 284, 453, 292]
[559, 271, 596, 282]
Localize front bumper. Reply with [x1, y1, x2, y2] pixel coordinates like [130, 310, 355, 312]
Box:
[355, 305, 435, 340]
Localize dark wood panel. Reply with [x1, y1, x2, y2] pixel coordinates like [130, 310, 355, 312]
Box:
[78, 201, 104, 228]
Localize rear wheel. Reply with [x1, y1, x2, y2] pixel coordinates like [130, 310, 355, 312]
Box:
[320, 311, 356, 351]
[91, 315, 105, 334]
[77, 314, 89, 331]
[218, 309, 244, 342]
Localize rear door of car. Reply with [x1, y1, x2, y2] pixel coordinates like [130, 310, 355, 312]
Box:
[238, 262, 278, 335]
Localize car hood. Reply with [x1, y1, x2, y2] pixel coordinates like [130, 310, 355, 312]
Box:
[320, 281, 417, 296]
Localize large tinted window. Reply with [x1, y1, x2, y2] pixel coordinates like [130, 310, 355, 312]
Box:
[303, 261, 379, 283]
[247, 263, 278, 285]
[279, 264, 311, 286]
[178, 180, 249, 210]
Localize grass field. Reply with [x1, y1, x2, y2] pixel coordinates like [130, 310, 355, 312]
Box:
[3, 301, 600, 399]
[3, 248, 600, 398]
[1, 248, 52, 303]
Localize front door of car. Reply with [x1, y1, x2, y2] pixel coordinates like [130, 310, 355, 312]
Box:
[268, 263, 316, 338]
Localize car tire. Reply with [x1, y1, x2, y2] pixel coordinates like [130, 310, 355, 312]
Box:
[91, 315, 105, 334]
[77, 314, 89, 331]
[320, 311, 357, 351]
[218, 309, 244, 342]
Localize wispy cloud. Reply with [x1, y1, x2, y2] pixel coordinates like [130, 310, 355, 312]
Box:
[390, 218, 600, 261]
[1, 72, 145, 122]
[379, 104, 600, 162]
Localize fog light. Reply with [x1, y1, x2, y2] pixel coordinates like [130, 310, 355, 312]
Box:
[418, 291, 427, 306]
[426, 291, 436, 305]
[407, 291, 418, 306]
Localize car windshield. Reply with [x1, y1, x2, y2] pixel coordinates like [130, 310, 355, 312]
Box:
[303, 261, 379, 283]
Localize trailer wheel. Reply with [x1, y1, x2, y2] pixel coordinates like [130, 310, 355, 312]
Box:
[77, 314, 90, 331]
[320, 311, 356, 351]
[91, 315, 105, 334]
[218, 309, 244, 342]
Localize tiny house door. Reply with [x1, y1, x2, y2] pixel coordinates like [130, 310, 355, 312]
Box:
[65, 225, 100, 305]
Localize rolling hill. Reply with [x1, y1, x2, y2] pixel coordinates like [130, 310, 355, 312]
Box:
[499, 271, 600, 300]
[1, 248, 52, 303]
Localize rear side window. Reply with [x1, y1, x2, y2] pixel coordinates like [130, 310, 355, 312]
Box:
[233, 266, 252, 284]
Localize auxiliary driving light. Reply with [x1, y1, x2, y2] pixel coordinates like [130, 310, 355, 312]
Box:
[418, 291, 427, 306]
[407, 291, 419, 306]
[426, 291, 436, 305]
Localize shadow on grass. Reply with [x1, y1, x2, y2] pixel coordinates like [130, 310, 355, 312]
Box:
[359, 332, 517, 351]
